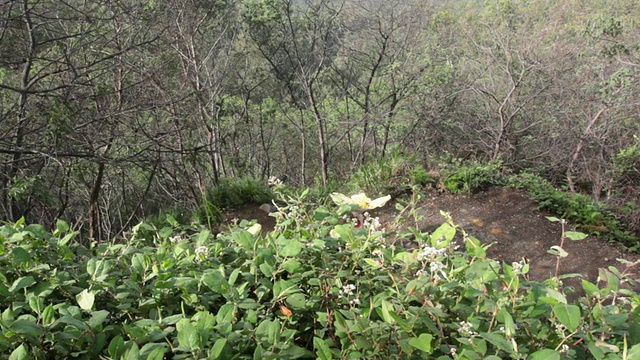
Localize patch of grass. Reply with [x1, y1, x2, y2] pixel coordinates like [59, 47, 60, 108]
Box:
[195, 176, 274, 226]
[206, 176, 274, 208]
[508, 172, 639, 250]
[409, 165, 436, 186]
[440, 159, 503, 194]
[348, 152, 409, 194]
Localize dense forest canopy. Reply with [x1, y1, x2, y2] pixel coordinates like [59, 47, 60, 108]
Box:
[1, 0, 638, 241]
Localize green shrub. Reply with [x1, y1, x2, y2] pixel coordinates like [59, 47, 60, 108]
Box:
[194, 176, 274, 226]
[206, 176, 274, 209]
[348, 151, 410, 194]
[1, 195, 638, 359]
[440, 159, 503, 194]
[508, 172, 639, 250]
[409, 165, 436, 186]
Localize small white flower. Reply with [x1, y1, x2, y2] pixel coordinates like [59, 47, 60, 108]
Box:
[511, 261, 525, 274]
[458, 321, 478, 338]
[430, 261, 445, 272]
[268, 176, 283, 187]
[194, 245, 210, 262]
[560, 344, 570, 354]
[169, 235, 185, 243]
[417, 246, 446, 261]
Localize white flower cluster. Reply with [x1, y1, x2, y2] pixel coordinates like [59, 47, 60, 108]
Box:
[286, 204, 302, 220]
[511, 261, 525, 274]
[337, 284, 361, 306]
[268, 176, 283, 187]
[458, 321, 478, 338]
[362, 212, 384, 233]
[195, 245, 210, 262]
[417, 246, 447, 261]
[169, 235, 186, 243]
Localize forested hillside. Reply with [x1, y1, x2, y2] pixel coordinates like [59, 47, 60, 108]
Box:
[1, 0, 638, 240]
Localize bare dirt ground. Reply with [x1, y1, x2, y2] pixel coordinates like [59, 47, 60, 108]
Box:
[225, 186, 640, 298]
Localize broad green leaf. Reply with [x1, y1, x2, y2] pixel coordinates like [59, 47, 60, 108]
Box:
[565, 231, 588, 241]
[28, 295, 44, 314]
[553, 303, 581, 332]
[89, 310, 110, 329]
[58, 232, 76, 246]
[273, 279, 299, 299]
[314, 337, 333, 360]
[259, 262, 274, 277]
[55, 219, 70, 234]
[202, 270, 229, 294]
[210, 338, 227, 359]
[528, 349, 560, 360]
[594, 340, 619, 353]
[581, 280, 600, 296]
[108, 336, 126, 359]
[166, 214, 179, 227]
[176, 319, 200, 350]
[364, 258, 382, 268]
[629, 321, 640, 345]
[12, 247, 31, 265]
[380, 300, 395, 324]
[545, 288, 567, 304]
[86, 258, 97, 276]
[280, 240, 303, 257]
[546, 217, 561, 222]
[255, 319, 280, 344]
[627, 343, 640, 359]
[480, 332, 513, 353]
[465, 236, 486, 258]
[332, 224, 356, 242]
[408, 333, 433, 353]
[282, 259, 302, 273]
[216, 304, 235, 324]
[8, 276, 36, 293]
[431, 223, 455, 248]
[286, 293, 306, 310]
[314, 207, 331, 221]
[498, 308, 516, 338]
[193, 310, 216, 332]
[232, 230, 255, 251]
[196, 229, 211, 243]
[131, 253, 147, 273]
[10, 319, 44, 338]
[9, 344, 31, 360]
[547, 245, 568, 258]
[41, 304, 55, 326]
[145, 347, 166, 360]
[52, 316, 90, 331]
[160, 314, 184, 325]
[123, 342, 140, 360]
[76, 289, 95, 311]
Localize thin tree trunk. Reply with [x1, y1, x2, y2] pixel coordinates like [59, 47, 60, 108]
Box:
[566, 108, 606, 193]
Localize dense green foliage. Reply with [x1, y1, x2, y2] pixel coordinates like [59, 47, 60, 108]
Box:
[1, 190, 639, 359]
[2, 1, 640, 358]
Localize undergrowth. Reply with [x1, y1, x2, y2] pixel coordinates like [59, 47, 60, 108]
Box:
[1, 190, 639, 359]
[507, 173, 639, 250]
